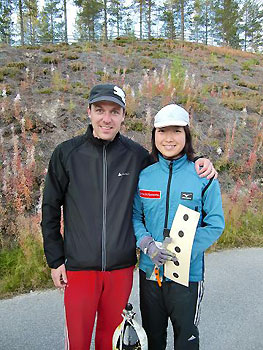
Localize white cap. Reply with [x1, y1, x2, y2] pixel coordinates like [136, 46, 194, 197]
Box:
[154, 104, 189, 128]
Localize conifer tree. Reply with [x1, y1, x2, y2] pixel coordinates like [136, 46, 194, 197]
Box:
[161, 0, 178, 39]
[145, 0, 156, 39]
[74, 0, 103, 41]
[102, 0, 108, 41]
[240, 0, 263, 51]
[109, 1, 130, 38]
[134, 0, 145, 39]
[24, 0, 38, 45]
[63, 0, 68, 43]
[38, 0, 64, 44]
[190, 0, 214, 44]
[0, 0, 13, 44]
[17, 0, 25, 45]
[214, 0, 240, 48]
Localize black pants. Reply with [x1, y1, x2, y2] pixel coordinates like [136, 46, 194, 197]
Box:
[139, 270, 204, 350]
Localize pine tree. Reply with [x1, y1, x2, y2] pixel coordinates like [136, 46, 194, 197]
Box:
[0, 0, 13, 44]
[240, 0, 263, 52]
[214, 0, 240, 48]
[38, 0, 64, 44]
[24, 0, 38, 45]
[145, 0, 156, 39]
[161, 0, 193, 41]
[102, 0, 108, 41]
[190, 0, 214, 44]
[74, 0, 103, 41]
[17, 0, 25, 45]
[109, 1, 130, 38]
[134, 0, 145, 39]
[63, 0, 68, 43]
[161, 0, 178, 39]
[190, 0, 202, 43]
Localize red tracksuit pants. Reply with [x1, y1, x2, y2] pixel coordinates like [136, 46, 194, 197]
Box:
[64, 266, 134, 350]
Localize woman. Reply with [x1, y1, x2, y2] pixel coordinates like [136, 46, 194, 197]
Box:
[133, 104, 225, 350]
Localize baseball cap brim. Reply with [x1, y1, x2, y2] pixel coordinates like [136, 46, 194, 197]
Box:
[89, 96, 125, 109]
[154, 120, 188, 128]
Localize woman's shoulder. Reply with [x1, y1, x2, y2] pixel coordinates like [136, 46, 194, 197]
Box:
[139, 161, 160, 177]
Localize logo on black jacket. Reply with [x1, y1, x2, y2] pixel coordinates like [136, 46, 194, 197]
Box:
[118, 172, 130, 177]
[181, 192, 193, 200]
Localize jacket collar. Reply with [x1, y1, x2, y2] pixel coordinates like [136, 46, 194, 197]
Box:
[85, 124, 121, 147]
[158, 153, 188, 173]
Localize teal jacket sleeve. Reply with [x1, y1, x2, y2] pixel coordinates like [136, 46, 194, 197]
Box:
[191, 179, 225, 260]
[133, 187, 152, 248]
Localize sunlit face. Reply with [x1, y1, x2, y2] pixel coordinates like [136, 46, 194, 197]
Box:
[155, 126, 186, 160]
[88, 101, 125, 141]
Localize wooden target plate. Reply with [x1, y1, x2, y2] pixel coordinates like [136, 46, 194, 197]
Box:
[164, 204, 200, 287]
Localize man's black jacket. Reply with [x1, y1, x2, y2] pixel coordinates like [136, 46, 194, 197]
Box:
[41, 125, 151, 271]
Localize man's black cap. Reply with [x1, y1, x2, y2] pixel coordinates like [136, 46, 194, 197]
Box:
[88, 84, 126, 109]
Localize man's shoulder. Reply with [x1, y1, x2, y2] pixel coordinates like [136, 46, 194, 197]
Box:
[58, 133, 86, 149]
[53, 134, 86, 159]
[119, 134, 149, 158]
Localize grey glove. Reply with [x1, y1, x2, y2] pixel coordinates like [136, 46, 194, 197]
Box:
[140, 236, 176, 267]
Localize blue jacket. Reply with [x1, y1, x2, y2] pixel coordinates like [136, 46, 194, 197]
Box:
[133, 154, 225, 282]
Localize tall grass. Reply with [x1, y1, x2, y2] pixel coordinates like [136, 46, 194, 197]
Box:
[0, 96, 51, 297]
[213, 186, 263, 249]
[0, 215, 52, 298]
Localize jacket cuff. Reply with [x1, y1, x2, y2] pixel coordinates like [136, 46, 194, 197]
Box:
[139, 236, 154, 253]
[49, 258, 65, 269]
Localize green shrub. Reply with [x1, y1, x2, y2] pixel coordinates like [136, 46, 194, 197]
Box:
[42, 46, 55, 53]
[232, 74, 239, 81]
[0, 66, 21, 78]
[7, 62, 27, 69]
[70, 62, 86, 71]
[209, 64, 230, 71]
[151, 51, 167, 59]
[37, 87, 53, 94]
[221, 99, 245, 111]
[170, 55, 185, 91]
[113, 67, 132, 74]
[64, 52, 80, 60]
[125, 119, 144, 131]
[42, 55, 60, 64]
[241, 60, 253, 71]
[236, 80, 259, 90]
[139, 57, 154, 70]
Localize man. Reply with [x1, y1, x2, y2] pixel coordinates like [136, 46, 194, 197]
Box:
[41, 83, 216, 350]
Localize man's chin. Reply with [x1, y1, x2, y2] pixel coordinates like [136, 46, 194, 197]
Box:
[97, 133, 116, 141]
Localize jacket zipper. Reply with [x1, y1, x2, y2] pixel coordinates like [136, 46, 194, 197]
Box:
[163, 161, 173, 238]
[102, 145, 107, 271]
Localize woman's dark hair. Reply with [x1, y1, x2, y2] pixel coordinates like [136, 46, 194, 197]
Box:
[151, 125, 195, 162]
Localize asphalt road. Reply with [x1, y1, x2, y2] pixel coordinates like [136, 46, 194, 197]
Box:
[0, 248, 262, 350]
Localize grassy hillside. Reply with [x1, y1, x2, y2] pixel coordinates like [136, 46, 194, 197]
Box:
[0, 39, 262, 297]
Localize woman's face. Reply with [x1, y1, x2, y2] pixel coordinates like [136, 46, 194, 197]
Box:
[155, 126, 186, 160]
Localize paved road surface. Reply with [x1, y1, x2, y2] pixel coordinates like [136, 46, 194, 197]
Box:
[0, 248, 262, 350]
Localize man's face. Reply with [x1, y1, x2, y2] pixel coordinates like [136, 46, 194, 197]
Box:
[88, 101, 125, 141]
